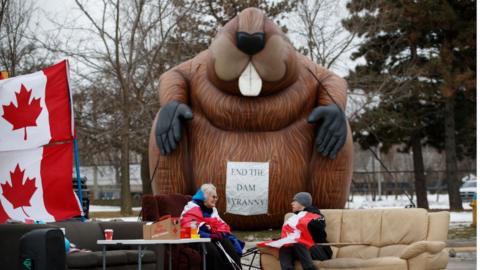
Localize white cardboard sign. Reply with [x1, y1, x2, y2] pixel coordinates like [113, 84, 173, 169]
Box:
[226, 161, 269, 215]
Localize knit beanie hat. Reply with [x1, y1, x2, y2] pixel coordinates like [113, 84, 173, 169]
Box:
[293, 192, 312, 207]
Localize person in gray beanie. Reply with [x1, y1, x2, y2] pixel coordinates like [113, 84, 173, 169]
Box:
[276, 192, 332, 270]
[293, 192, 312, 208]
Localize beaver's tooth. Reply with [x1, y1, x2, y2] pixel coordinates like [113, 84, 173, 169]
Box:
[238, 62, 262, 96]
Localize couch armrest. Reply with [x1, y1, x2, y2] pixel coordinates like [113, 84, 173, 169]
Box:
[260, 252, 282, 270]
[405, 250, 449, 270]
[400, 241, 446, 259]
[0, 224, 57, 270]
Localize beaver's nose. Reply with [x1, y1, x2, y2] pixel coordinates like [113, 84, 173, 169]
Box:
[236, 32, 265, 55]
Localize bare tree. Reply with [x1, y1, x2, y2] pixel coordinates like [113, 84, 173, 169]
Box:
[0, 0, 8, 30]
[292, 0, 357, 70]
[0, 0, 51, 76]
[46, 0, 192, 214]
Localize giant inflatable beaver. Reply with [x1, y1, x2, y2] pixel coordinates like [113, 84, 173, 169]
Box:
[149, 8, 353, 229]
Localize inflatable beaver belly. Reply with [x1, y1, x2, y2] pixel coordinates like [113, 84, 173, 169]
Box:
[149, 8, 353, 229]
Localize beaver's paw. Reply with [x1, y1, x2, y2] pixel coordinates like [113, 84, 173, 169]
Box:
[308, 104, 347, 159]
[155, 101, 193, 155]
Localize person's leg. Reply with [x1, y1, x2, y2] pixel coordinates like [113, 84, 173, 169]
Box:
[204, 242, 230, 270]
[217, 238, 242, 268]
[279, 246, 295, 270]
[292, 243, 316, 270]
[310, 245, 330, 261]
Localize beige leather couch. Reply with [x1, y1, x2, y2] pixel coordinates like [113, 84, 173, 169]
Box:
[260, 208, 449, 270]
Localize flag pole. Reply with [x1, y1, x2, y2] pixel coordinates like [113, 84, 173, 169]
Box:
[73, 138, 85, 221]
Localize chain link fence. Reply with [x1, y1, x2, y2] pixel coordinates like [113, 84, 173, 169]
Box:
[350, 170, 476, 200]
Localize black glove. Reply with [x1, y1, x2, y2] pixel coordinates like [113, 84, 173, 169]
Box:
[308, 104, 347, 159]
[155, 101, 193, 155]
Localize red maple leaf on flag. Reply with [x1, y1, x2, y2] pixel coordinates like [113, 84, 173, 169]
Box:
[1, 164, 37, 217]
[2, 84, 42, 140]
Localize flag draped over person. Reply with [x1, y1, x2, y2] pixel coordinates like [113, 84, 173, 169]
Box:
[180, 201, 231, 234]
[0, 60, 82, 223]
[258, 211, 320, 249]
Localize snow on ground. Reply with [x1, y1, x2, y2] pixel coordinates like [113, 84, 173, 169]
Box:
[346, 194, 472, 210]
[347, 194, 473, 224]
[449, 212, 473, 223]
[346, 194, 472, 223]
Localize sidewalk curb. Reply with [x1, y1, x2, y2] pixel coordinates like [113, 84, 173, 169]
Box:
[445, 246, 476, 253]
[447, 241, 476, 248]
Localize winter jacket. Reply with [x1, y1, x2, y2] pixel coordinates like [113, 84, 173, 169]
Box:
[180, 200, 244, 255]
[304, 206, 332, 260]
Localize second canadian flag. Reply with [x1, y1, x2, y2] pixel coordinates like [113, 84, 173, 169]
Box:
[0, 143, 82, 223]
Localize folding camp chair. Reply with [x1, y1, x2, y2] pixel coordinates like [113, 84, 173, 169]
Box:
[241, 246, 261, 270]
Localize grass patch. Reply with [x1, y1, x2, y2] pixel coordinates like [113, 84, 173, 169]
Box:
[232, 229, 281, 242]
[448, 223, 476, 241]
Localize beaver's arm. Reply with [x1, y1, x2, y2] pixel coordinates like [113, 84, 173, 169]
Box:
[158, 60, 193, 106]
[315, 66, 348, 111]
[309, 66, 353, 208]
[149, 59, 195, 194]
[306, 64, 349, 159]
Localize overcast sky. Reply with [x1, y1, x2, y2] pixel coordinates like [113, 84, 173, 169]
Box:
[32, 0, 365, 116]
[34, 0, 360, 75]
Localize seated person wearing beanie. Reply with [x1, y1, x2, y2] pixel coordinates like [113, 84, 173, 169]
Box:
[259, 192, 332, 270]
[180, 183, 244, 270]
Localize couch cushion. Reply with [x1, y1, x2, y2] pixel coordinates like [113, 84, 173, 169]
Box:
[331, 246, 339, 259]
[67, 249, 156, 269]
[98, 222, 143, 240]
[54, 221, 103, 251]
[340, 209, 383, 245]
[322, 210, 343, 243]
[97, 221, 145, 251]
[315, 256, 407, 270]
[66, 251, 98, 268]
[380, 209, 428, 246]
[378, 245, 408, 257]
[426, 212, 449, 241]
[124, 250, 156, 264]
[336, 245, 379, 259]
[92, 250, 128, 266]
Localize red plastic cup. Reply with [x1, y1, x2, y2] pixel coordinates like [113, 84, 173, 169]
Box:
[104, 229, 113, 240]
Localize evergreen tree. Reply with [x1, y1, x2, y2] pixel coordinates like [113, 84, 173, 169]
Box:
[426, 0, 475, 210]
[344, 0, 475, 209]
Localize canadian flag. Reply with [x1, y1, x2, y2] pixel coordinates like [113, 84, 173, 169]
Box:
[0, 142, 82, 223]
[258, 211, 319, 249]
[180, 201, 231, 233]
[0, 60, 74, 152]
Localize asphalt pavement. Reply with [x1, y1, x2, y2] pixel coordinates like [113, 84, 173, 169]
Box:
[447, 250, 476, 269]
